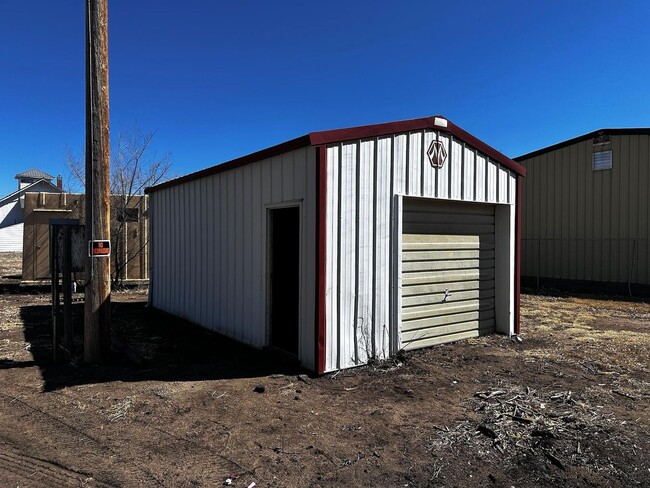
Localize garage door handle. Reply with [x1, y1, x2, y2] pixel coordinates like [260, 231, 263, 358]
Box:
[443, 289, 451, 302]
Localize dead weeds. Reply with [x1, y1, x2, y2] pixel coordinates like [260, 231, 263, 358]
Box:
[0, 289, 649, 487]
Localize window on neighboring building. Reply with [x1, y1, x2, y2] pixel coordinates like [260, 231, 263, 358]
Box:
[592, 134, 612, 171]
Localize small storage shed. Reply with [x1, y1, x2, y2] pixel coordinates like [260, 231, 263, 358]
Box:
[146, 116, 526, 373]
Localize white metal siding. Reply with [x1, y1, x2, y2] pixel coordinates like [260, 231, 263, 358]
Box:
[150, 147, 318, 370]
[325, 130, 516, 372]
[0, 200, 22, 228]
[0, 223, 24, 252]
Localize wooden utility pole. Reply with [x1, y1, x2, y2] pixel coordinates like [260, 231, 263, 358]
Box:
[84, 0, 111, 363]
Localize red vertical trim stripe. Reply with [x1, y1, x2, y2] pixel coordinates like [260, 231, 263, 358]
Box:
[316, 146, 328, 374]
[514, 176, 522, 335]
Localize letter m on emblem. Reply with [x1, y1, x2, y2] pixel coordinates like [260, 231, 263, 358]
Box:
[426, 140, 447, 168]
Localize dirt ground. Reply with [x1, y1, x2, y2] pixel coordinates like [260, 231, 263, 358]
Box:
[1, 253, 649, 487]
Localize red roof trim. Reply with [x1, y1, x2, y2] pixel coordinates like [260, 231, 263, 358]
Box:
[443, 121, 527, 177]
[308, 117, 440, 146]
[316, 146, 327, 374]
[146, 116, 525, 193]
[310, 116, 525, 177]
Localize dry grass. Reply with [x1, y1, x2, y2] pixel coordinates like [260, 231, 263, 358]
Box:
[521, 294, 650, 372]
[0, 252, 22, 280]
[0, 289, 649, 486]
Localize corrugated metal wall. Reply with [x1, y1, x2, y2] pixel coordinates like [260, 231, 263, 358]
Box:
[0, 201, 23, 229]
[0, 223, 24, 252]
[520, 134, 650, 284]
[1, 199, 25, 251]
[325, 130, 516, 372]
[149, 147, 317, 370]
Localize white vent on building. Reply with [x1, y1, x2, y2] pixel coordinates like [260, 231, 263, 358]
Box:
[433, 117, 448, 128]
[592, 150, 612, 171]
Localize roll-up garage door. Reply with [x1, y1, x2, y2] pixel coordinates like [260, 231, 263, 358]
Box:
[401, 198, 496, 350]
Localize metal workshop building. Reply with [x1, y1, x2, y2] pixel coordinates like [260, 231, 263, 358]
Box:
[516, 129, 650, 291]
[146, 116, 526, 373]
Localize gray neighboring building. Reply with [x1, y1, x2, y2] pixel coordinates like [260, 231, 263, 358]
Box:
[516, 129, 650, 289]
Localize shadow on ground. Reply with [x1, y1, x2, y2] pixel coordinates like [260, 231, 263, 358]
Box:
[16, 300, 303, 391]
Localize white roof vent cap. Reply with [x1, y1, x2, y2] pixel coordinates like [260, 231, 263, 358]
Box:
[433, 117, 448, 128]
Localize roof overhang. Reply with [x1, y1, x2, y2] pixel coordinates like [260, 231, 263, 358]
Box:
[147, 115, 526, 194]
[0, 179, 63, 206]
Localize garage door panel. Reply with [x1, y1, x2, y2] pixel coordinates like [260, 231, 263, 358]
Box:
[402, 258, 493, 273]
[402, 323, 494, 351]
[402, 319, 494, 342]
[402, 288, 495, 307]
[403, 249, 495, 261]
[402, 308, 495, 332]
[402, 211, 495, 226]
[404, 198, 495, 215]
[401, 198, 496, 351]
[403, 233, 495, 246]
[402, 298, 495, 321]
[402, 241, 494, 252]
[404, 223, 495, 235]
[402, 279, 495, 297]
[402, 268, 495, 286]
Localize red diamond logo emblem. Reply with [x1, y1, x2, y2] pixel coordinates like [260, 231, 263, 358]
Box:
[427, 140, 447, 168]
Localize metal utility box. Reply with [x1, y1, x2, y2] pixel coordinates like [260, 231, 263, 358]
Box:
[49, 219, 84, 362]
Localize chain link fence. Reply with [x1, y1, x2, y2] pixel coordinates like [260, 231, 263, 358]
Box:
[522, 238, 650, 290]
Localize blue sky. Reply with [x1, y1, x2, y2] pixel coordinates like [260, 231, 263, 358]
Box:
[1, 1, 649, 196]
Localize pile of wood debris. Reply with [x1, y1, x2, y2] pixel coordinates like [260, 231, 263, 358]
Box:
[427, 385, 641, 481]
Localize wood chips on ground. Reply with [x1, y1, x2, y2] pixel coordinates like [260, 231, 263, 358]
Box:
[0, 271, 648, 487]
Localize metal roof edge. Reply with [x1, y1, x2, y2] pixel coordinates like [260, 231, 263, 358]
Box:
[514, 128, 650, 162]
[442, 119, 527, 177]
[14, 168, 55, 180]
[146, 134, 312, 193]
[0, 179, 62, 206]
[307, 115, 439, 146]
[309, 115, 526, 177]
[147, 115, 526, 193]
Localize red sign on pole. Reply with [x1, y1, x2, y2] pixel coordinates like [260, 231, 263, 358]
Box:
[89, 240, 111, 257]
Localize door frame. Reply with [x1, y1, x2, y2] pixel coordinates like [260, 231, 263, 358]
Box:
[264, 200, 303, 355]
